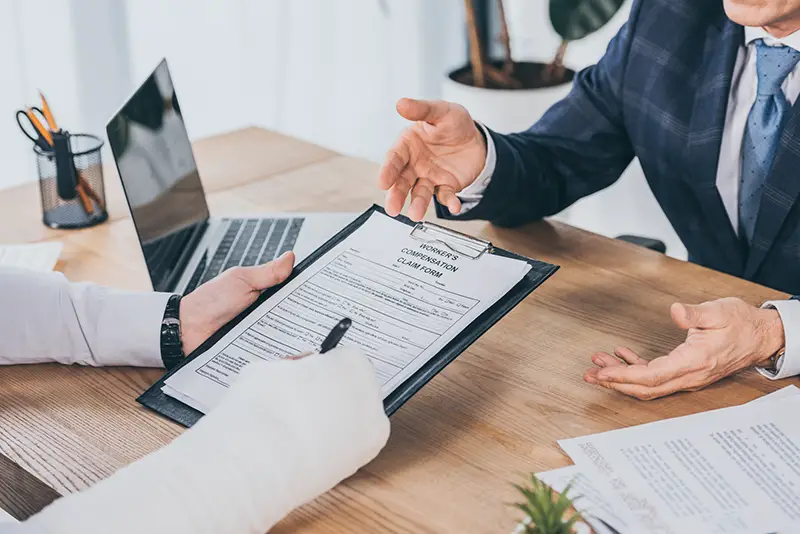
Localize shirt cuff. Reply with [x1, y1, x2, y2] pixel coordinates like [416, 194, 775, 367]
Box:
[457, 122, 496, 212]
[756, 300, 800, 380]
[92, 290, 172, 368]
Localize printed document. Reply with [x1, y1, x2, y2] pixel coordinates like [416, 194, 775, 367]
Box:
[538, 387, 800, 534]
[163, 212, 531, 413]
[559, 386, 800, 533]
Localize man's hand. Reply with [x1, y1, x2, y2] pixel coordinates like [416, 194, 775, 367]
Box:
[378, 98, 488, 222]
[179, 251, 295, 355]
[583, 298, 786, 400]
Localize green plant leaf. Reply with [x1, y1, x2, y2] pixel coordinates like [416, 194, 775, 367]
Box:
[512, 475, 584, 534]
[549, 0, 626, 41]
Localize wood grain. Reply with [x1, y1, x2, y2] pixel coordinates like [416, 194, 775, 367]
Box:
[0, 127, 794, 532]
[0, 451, 59, 520]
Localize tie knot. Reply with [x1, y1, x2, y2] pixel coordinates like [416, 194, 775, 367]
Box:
[755, 39, 800, 96]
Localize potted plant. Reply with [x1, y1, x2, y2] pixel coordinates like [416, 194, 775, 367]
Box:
[442, 0, 626, 133]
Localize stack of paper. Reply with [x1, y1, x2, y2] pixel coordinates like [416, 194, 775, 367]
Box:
[0, 243, 63, 272]
[162, 212, 533, 413]
[535, 385, 800, 533]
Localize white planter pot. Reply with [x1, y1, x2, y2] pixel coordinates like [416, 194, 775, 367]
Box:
[441, 67, 573, 134]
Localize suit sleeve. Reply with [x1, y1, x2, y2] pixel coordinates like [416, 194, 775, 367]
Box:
[436, 1, 640, 227]
[0, 267, 170, 367]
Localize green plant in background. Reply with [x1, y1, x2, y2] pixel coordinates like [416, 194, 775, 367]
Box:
[512, 475, 583, 534]
[464, 0, 626, 88]
[546, 0, 627, 80]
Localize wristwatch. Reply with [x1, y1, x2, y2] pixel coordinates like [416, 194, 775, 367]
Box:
[762, 347, 786, 375]
[160, 294, 185, 370]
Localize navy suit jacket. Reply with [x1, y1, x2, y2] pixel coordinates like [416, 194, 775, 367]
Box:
[438, 0, 800, 295]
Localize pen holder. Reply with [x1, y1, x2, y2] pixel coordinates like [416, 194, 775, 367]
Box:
[34, 132, 108, 229]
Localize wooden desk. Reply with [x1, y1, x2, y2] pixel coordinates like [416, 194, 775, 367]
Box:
[0, 127, 791, 532]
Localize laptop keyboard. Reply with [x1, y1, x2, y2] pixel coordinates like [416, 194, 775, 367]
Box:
[183, 217, 304, 295]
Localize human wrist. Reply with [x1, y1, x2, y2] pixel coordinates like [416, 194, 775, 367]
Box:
[177, 293, 213, 356]
[754, 308, 786, 367]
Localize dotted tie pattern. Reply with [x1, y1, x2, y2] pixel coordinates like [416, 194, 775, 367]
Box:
[739, 39, 800, 245]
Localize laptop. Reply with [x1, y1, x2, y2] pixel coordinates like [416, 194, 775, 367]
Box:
[107, 59, 356, 295]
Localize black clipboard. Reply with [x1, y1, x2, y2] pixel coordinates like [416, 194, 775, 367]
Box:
[138, 205, 559, 427]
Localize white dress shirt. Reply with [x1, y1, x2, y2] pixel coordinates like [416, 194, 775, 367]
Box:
[459, 26, 800, 380]
[0, 267, 169, 368]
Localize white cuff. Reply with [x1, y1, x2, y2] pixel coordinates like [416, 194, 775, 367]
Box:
[457, 122, 496, 212]
[72, 286, 171, 368]
[757, 300, 800, 380]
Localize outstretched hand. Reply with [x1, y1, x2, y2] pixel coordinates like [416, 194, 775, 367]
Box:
[584, 298, 785, 400]
[378, 98, 488, 221]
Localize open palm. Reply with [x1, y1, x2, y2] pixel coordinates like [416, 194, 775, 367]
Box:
[378, 98, 488, 221]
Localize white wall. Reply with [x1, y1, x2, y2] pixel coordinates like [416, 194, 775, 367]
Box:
[122, 0, 466, 162]
[0, 0, 466, 191]
[0, 0, 84, 190]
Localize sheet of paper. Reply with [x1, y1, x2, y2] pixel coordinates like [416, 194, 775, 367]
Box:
[537, 387, 800, 534]
[0, 243, 63, 272]
[747, 384, 800, 405]
[0, 507, 18, 524]
[164, 212, 531, 413]
[559, 386, 800, 533]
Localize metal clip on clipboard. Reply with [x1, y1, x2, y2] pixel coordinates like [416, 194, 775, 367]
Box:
[409, 221, 493, 260]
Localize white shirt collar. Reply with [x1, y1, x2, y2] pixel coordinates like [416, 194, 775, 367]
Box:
[745, 26, 800, 52]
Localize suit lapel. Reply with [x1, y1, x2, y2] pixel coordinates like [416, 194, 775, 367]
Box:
[744, 101, 800, 278]
[685, 17, 745, 270]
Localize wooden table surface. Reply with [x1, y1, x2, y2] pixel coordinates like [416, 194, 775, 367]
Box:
[0, 127, 792, 532]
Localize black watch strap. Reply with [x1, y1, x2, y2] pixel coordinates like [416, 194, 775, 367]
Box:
[160, 294, 184, 370]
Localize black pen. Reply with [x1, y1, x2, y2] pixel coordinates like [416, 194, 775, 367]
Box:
[320, 318, 352, 354]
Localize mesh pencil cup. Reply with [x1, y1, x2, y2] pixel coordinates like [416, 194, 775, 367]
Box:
[34, 132, 108, 229]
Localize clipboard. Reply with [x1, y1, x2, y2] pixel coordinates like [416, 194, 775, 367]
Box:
[138, 205, 559, 427]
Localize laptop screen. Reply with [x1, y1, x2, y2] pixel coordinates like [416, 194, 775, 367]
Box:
[107, 59, 209, 291]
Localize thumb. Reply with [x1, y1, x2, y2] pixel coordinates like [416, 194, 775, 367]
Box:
[671, 301, 725, 330]
[239, 251, 295, 290]
[396, 98, 450, 124]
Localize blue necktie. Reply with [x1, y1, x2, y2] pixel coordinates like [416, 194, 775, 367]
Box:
[740, 40, 800, 245]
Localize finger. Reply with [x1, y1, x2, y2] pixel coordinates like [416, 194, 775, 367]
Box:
[591, 351, 625, 368]
[596, 349, 694, 387]
[594, 376, 694, 401]
[435, 185, 462, 215]
[378, 137, 412, 191]
[613, 346, 647, 365]
[237, 251, 295, 290]
[384, 169, 415, 217]
[408, 178, 434, 222]
[396, 98, 450, 125]
[671, 301, 726, 330]
[584, 367, 601, 384]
